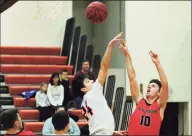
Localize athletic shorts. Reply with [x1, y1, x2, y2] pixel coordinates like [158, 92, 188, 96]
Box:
[90, 124, 114, 135]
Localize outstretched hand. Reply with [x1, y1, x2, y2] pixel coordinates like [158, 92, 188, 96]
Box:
[117, 39, 130, 56]
[149, 51, 160, 64]
[108, 32, 123, 47]
[113, 131, 124, 136]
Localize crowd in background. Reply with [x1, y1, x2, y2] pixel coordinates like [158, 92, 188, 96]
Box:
[0, 59, 95, 135]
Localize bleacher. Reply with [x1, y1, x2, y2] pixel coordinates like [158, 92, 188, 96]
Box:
[0, 17, 131, 135]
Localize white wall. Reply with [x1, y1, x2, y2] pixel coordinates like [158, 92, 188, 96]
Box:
[125, 1, 191, 134]
[1, 1, 72, 47]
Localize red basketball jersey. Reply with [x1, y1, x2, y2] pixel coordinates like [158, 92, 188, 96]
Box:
[128, 98, 162, 135]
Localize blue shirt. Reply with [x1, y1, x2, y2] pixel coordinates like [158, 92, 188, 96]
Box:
[42, 117, 80, 135]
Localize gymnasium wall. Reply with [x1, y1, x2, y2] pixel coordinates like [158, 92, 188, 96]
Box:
[1, 1, 72, 47]
[125, 1, 191, 134]
[72, 1, 93, 45]
[92, 1, 126, 69]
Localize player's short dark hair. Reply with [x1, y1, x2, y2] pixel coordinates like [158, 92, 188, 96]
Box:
[81, 59, 90, 66]
[149, 79, 162, 91]
[60, 69, 68, 74]
[73, 75, 88, 89]
[0, 108, 19, 129]
[52, 111, 69, 131]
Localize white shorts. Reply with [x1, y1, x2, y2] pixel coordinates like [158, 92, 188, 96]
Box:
[90, 124, 114, 135]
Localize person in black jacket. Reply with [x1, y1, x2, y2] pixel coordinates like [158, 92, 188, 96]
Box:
[72, 60, 96, 109]
[60, 69, 74, 108]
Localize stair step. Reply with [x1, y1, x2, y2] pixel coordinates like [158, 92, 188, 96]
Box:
[18, 109, 84, 120]
[0, 65, 73, 75]
[19, 110, 39, 120]
[0, 46, 61, 55]
[68, 109, 84, 118]
[0, 55, 67, 65]
[24, 122, 88, 132]
[1, 105, 35, 110]
[4, 75, 74, 84]
[14, 98, 36, 107]
[9, 85, 39, 95]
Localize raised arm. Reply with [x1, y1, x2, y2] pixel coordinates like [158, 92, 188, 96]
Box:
[118, 40, 141, 103]
[149, 51, 168, 107]
[98, 32, 123, 86]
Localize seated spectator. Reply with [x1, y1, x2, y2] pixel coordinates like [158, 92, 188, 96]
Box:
[42, 107, 80, 135]
[47, 72, 64, 110]
[0, 108, 35, 136]
[52, 110, 70, 135]
[60, 69, 75, 108]
[35, 82, 51, 122]
[72, 60, 96, 108]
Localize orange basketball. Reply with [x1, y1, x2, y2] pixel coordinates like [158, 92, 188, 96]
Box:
[86, 1, 108, 24]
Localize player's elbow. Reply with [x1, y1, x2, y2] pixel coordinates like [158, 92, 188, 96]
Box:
[101, 60, 109, 69]
[129, 76, 136, 83]
[162, 81, 168, 90]
[127, 70, 136, 80]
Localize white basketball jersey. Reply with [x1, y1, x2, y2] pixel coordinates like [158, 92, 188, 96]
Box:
[81, 79, 115, 135]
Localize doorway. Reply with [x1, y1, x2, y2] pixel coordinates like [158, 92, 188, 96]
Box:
[160, 103, 179, 135]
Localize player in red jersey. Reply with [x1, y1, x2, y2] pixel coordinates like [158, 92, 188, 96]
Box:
[118, 39, 168, 135]
[0, 108, 35, 136]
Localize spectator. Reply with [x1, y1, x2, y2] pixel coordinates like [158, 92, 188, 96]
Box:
[0, 108, 35, 135]
[47, 72, 64, 110]
[42, 107, 80, 135]
[35, 82, 51, 122]
[72, 60, 96, 108]
[60, 69, 74, 108]
[52, 110, 70, 135]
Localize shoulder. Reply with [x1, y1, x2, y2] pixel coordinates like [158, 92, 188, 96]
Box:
[59, 85, 64, 88]
[48, 84, 52, 87]
[93, 79, 103, 89]
[74, 71, 82, 77]
[137, 98, 145, 105]
[69, 117, 75, 123]
[45, 117, 52, 123]
[154, 100, 162, 109]
[44, 117, 53, 126]
[36, 91, 40, 95]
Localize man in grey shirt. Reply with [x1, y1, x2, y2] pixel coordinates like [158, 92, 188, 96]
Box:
[42, 107, 80, 135]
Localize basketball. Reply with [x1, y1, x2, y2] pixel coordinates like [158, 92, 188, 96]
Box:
[86, 1, 108, 24]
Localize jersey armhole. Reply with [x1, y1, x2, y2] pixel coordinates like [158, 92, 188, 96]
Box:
[135, 92, 143, 105]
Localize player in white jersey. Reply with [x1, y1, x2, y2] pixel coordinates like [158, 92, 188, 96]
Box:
[73, 32, 123, 135]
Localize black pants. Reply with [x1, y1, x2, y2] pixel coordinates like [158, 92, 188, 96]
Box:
[37, 106, 52, 121]
[80, 124, 89, 136]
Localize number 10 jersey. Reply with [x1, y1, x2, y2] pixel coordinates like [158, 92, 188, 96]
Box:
[128, 98, 162, 135]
